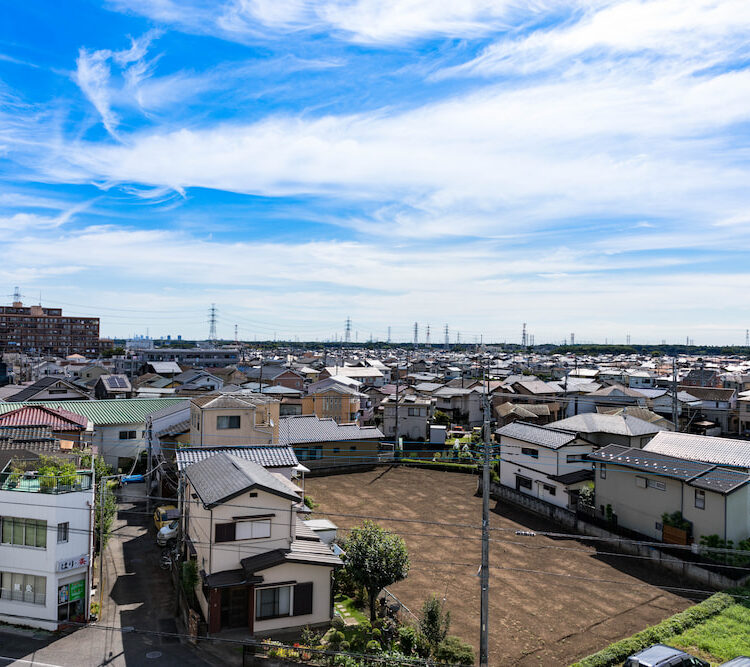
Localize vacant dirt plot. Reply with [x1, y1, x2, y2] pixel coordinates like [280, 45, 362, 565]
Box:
[306, 467, 695, 666]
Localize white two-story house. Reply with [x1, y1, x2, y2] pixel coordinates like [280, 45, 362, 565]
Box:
[183, 452, 341, 637]
[0, 457, 94, 630]
[497, 421, 595, 508]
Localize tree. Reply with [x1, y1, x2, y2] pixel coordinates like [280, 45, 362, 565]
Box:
[419, 594, 450, 649]
[343, 521, 410, 621]
[95, 484, 117, 553]
[432, 410, 450, 426]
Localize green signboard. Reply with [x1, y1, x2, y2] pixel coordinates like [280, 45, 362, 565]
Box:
[69, 580, 85, 601]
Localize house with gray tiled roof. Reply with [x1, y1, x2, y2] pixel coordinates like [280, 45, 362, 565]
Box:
[496, 421, 595, 509]
[277, 414, 384, 470]
[589, 444, 750, 543]
[182, 452, 340, 637]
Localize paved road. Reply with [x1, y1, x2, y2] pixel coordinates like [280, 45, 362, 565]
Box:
[0, 487, 215, 667]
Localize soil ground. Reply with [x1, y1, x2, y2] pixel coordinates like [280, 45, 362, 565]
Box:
[306, 467, 697, 666]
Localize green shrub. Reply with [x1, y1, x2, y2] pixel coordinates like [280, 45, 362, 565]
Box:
[398, 625, 417, 655]
[434, 635, 475, 665]
[339, 640, 350, 651]
[331, 615, 345, 630]
[571, 590, 737, 667]
[365, 639, 381, 653]
[328, 630, 345, 647]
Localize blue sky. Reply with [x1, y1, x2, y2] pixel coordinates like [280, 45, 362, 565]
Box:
[2, 0, 750, 344]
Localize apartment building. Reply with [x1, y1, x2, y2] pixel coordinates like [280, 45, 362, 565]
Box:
[0, 459, 94, 630]
[0, 301, 99, 356]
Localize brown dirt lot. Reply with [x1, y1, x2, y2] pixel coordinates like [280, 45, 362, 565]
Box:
[306, 467, 696, 666]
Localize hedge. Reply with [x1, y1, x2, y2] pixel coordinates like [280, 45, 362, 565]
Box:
[570, 590, 739, 667]
[397, 460, 478, 474]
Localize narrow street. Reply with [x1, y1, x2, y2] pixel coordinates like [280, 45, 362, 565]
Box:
[0, 486, 215, 667]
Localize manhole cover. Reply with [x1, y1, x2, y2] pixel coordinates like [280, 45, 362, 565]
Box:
[146, 651, 162, 659]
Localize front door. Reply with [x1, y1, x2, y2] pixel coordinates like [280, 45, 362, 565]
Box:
[221, 586, 249, 629]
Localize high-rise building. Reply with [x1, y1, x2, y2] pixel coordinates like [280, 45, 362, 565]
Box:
[0, 300, 100, 356]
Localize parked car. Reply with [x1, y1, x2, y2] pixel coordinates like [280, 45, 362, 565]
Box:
[153, 504, 178, 531]
[623, 644, 708, 667]
[156, 519, 179, 546]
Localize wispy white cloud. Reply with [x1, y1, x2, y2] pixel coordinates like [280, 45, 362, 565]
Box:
[73, 30, 161, 138]
[108, 0, 571, 44]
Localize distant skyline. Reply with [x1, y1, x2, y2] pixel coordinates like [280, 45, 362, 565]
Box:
[2, 2, 750, 344]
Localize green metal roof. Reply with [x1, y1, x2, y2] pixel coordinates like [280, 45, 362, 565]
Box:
[0, 398, 188, 425]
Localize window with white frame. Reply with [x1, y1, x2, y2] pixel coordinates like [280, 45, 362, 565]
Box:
[256, 585, 291, 620]
[0, 572, 46, 604]
[1, 517, 47, 548]
[57, 522, 69, 543]
[521, 447, 539, 459]
[235, 519, 271, 540]
[646, 478, 666, 491]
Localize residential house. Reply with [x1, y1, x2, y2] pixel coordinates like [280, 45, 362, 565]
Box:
[740, 396, 750, 436]
[278, 415, 384, 470]
[432, 387, 484, 426]
[0, 405, 90, 445]
[173, 369, 224, 393]
[4, 377, 89, 402]
[0, 458, 94, 630]
[182, 453, 340, 635]
[0, 398, 188, 470]
[190, 394, 280, 448]
[244, 365, 305, 392]
[93, 374, 133, 400]
[677, 385, 737, 434]
[626, 370, 657, 389]
[681, 368, 722, 388]
[551, 413, 665, 448]
[320, 365, 384, 387]
[381, 394, 431, 441]
[570, 384, 649, 416]
[496, 421, 594, 509]
[302, 385, 362, 424]
[643, 431, 750, 473]
[494, 402, 553, 427]
[589, 445, 750, 543]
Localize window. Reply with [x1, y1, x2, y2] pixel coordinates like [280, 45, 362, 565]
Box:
[646, 478, 666, 491]
[1, 518, 47, 548]
[118, 430, 136, 440]
[516, 475, 532, 490]
[215, 523, 236, 543]
[521, 447, 539, 459]
[566, 454, 581, 463]
[695, 489, 705, 509]
[48, 389, 68, 395]
[217, 415, 240, 429]
[256, 585, 291, 620]
[635, 476, 647, 488]
[293, 582, 313, 616]
[543, 484, 557, 496]
[600, 464, 607, 479]
[57, 522, 69, 543]
[0, 572, 46, 604]
[235, 519, 271, 540]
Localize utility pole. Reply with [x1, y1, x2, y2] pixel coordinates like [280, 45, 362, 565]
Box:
[672, 358, 679, 432]
[479, 367, 491, 667]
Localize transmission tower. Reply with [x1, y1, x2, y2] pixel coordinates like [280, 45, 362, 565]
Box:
[746, 329, 749, 347]
[456, 331, 460, 344]
[234, 324, 238, 343]
[570, 332, 575, 346]
[426, 325, 431, 347]
[521, 323, 527, 347]
[626, 334, 631, 345]
[413, 322, 418, 346]
[387, 326, 391, 343]
[345, 317, 352, 344]
[444, 324, 449, 349]
[208, 304, 218, 341]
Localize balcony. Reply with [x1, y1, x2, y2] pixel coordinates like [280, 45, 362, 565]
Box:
[0, 463, 93, 494]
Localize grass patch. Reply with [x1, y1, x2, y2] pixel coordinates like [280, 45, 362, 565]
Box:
[570, 590, 744, 667]
[669, 597, 750, 665]
[334, 594, 369, 625]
